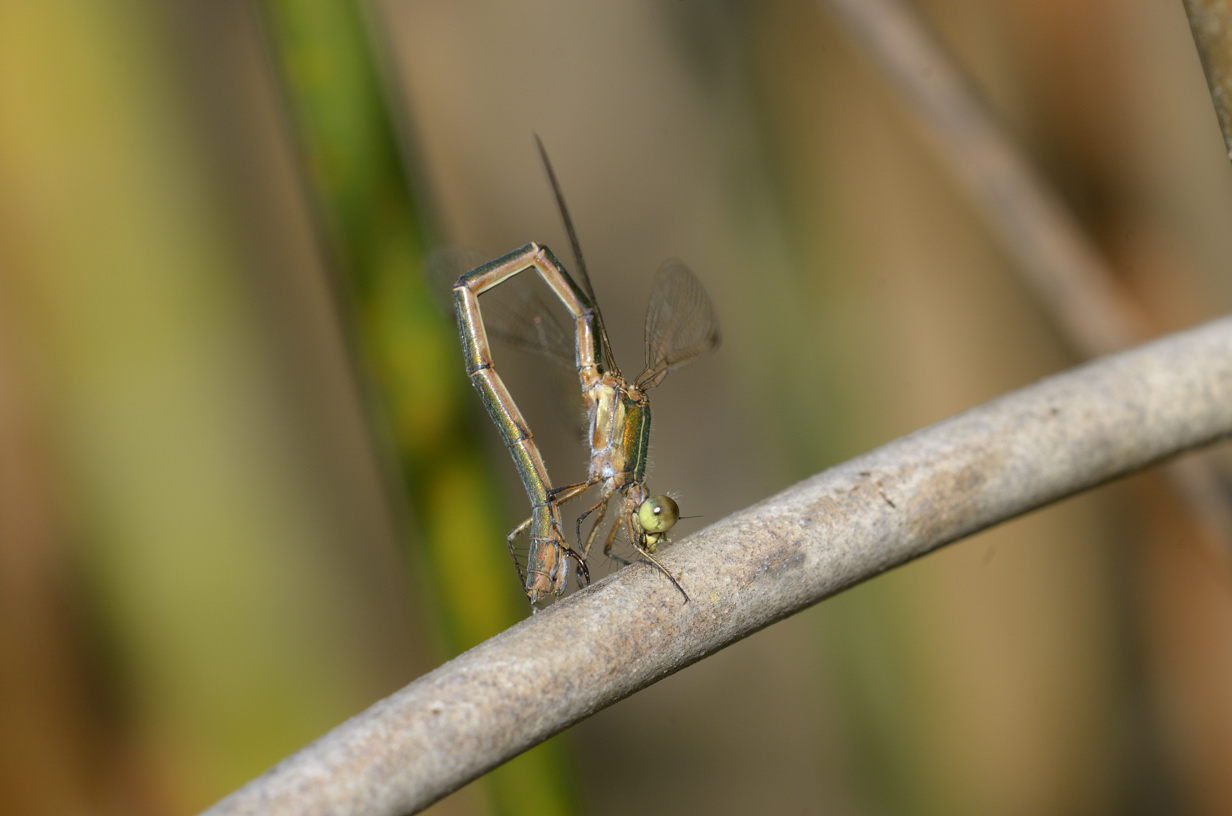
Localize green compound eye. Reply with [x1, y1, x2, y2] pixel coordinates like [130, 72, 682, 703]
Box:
[638, 495, 679, 535]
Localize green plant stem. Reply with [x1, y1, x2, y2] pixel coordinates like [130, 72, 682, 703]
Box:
[255, 2, 578, 814]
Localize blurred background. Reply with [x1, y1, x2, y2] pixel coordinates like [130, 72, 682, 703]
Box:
[4, 1, 1232, 814]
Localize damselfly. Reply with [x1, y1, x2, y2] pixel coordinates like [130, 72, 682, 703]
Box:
[451, 138, 720, 605]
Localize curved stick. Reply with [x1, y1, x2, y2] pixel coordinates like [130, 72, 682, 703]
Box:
[202, 316, 1232, 816]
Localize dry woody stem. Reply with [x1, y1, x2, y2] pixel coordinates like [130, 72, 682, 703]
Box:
[1184, 0, 1232, 162]
[819, 0, 1144, 357]
[203, 316, 1232, 816]
[819, 0, 1232, 550]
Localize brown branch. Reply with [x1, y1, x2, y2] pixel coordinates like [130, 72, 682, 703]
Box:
[202, 316, 1232, 816]
[1183, 0, 1232, 162]
[819, 0, 1145, 357]
[818, 0, 1232, 551]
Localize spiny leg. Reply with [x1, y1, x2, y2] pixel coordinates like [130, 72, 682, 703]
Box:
[505, 517, 532, 593]
[625, 513, 690, 603]
[564, 546, 591, 587]
[631, 542, 689, 602]
[575, 494, 612, 558]
[600, 510, 626, 562]
[548, 481, 593, 505]
[546, 480, 597, 585]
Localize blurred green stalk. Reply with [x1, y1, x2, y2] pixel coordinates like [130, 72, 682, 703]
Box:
[257, 2, 578, 814]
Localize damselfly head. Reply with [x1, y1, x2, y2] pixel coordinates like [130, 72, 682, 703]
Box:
[637, 494, 680, 553]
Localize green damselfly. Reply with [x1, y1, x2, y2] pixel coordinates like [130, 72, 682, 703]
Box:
[451, 138, 720, 605]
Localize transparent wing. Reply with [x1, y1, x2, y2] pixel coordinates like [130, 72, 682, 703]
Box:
[423, 246, 484, 315]
[637, 259, 721, 389]
[534, 135, 620, 375]
[424, 246, 575, 368]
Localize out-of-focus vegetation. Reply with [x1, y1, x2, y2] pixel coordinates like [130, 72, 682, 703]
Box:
[3, 1, 1232, 815]
[256, 1, 577, 814]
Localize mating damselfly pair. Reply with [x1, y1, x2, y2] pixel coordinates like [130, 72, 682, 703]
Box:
[445, 138, 719, 606]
